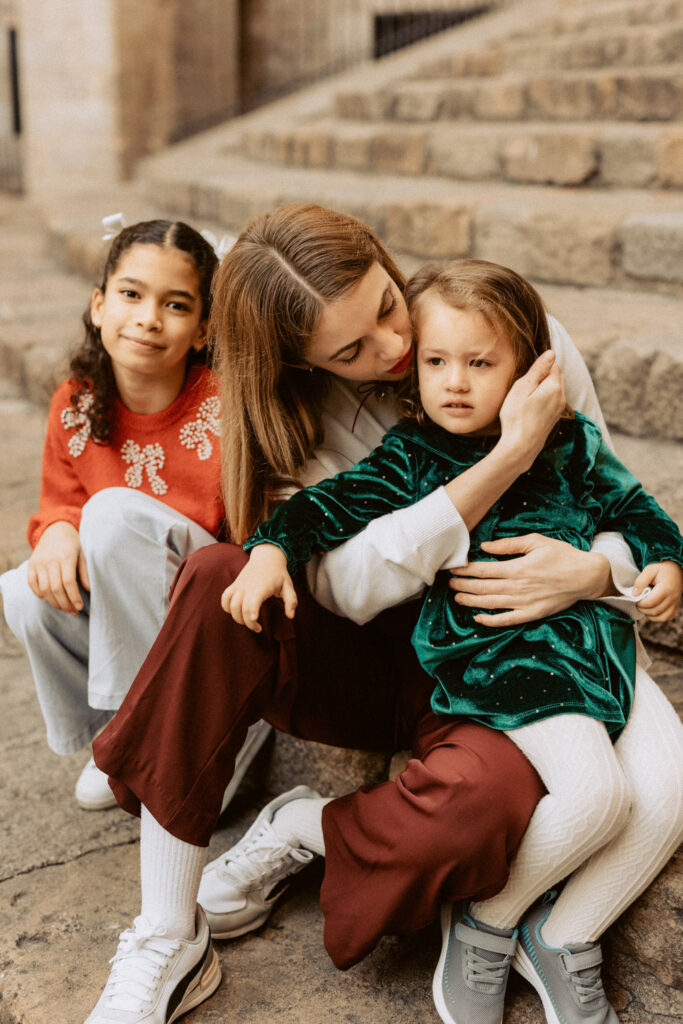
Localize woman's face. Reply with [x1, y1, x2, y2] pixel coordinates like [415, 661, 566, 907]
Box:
[305, 262, 413, 381]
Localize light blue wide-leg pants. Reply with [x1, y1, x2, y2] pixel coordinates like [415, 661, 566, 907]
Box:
[0, 488, 215, 753]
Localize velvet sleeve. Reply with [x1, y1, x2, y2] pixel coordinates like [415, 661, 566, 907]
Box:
[245, 432, 420, 574]
[586, 425, 683, 571]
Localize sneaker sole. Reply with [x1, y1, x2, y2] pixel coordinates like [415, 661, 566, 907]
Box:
[432, 904, 477, 1024]
[208, 903, 275, 941]
[76, 793, 119, 811]
[513, 946, 562, 1024]
[168, 945, 222, 1023]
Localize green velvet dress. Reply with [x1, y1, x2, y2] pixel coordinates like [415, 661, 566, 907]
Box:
[247, 413, 683, 737]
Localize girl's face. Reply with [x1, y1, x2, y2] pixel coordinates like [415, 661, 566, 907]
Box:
[415, 291, 517, 436]
[90, 244, 206, 397]
[305, 262, 412, 382]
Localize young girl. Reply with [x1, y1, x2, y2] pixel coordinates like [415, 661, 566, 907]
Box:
[0, 218, 268, 811]
[224, 259, 683, 1024]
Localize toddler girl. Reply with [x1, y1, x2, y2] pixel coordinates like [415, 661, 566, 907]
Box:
[0, 218, 268, 810]
[224, 259, 683, 1024]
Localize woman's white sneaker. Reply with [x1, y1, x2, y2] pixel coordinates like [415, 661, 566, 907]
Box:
[75, 757, 118, 811]
[83, 906, 220, 1023]
[199, 785, 320, 939]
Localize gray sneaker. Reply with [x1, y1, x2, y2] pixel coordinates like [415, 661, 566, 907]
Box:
[433, 903, 518, 1024]
[514, 900, 618, 1024]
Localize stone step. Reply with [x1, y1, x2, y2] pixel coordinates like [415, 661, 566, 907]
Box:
[242, 118, 683, 190]
[135, 154, 683, 293]
[335, 65, 683, 123]
[417, 21, 683, 78]
[40, 205, 683, 444]
[541, 0, 683, 35]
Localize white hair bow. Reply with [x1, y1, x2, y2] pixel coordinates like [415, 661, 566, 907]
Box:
[101, 212, 128, 241]
[201, 229, 237, 261]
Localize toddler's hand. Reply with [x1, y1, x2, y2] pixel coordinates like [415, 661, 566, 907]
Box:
[633, 561, 683, 622]
[27, 521, 89, 615]
[221, 543, 297, 632]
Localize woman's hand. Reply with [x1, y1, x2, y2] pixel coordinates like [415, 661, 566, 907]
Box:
[632, 561, 683, 622]
[497, 351, 566, 472]
[27, 521, 90, 615]
[221, 543, 297, 633]
[449, 533, 613, 627]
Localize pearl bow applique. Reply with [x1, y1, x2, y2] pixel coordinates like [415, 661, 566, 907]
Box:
[179, 396, 220, 460]
[61, 393, 95, 457]
[121, 440, 168, 495]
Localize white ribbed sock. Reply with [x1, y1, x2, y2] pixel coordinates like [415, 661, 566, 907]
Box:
[140, 805, 207, 939]
[271, 795, 333, 856]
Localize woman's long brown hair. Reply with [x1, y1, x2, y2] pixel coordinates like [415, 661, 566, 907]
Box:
[210, 204, 405, 542]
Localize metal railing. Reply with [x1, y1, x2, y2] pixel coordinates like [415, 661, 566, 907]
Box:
[238, 1, 498, 116]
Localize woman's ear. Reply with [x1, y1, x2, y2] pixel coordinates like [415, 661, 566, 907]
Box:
[90, 288, 104, 328]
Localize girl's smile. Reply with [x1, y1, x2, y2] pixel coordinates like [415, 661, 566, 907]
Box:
[90, 244, 207, 413]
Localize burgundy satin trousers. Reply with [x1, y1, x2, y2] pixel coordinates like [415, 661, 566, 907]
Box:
[93, 544, 543, 969]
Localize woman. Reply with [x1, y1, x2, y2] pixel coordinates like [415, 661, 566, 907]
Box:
[84, 205, 646, 1024]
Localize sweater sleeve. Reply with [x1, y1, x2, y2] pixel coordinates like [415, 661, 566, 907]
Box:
[26, 387, 90, 548]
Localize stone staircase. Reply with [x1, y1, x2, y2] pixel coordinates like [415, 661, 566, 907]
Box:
[0, 0, 681, 1019]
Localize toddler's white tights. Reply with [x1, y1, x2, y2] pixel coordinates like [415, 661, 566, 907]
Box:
[470, 668, 683, 945]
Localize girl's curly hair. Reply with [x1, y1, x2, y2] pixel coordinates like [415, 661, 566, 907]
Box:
[69, 219, 218, 444]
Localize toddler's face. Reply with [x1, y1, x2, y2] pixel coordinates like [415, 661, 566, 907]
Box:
[414, 292, 517, 436]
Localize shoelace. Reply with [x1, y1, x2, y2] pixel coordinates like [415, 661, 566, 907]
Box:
[101, 916, 181, 1013]
[465, 947, 511, 988]
[218, 820, 313, 887]
[569, 960, 605, 1005]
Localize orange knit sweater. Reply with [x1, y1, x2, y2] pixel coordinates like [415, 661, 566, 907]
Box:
[28, 365, 225, 547]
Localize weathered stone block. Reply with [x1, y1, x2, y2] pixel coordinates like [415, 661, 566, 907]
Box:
[440, 81, 479, 119]
[380, 201, 472, 258]
[295, 130, 334, 169]
[613, 72, 683, 121]
[266, 732, 388, 797]
[474, 79, 525, 120]
[645, 349, 683, 440]
[474, 203, 615, 286]
[599, 130, 656, 187]
[333, 130, 372, 171]
[372, 131, 427, 176]
[503, 130, 598, 185]
[526, 75, 614, 120]
[391, 83, 448, 122]
[656, 130, 683, 188]
[590, 339, 649, 435]
[621, 212, 683, 284]
[335, 90, 391, 121]
[428, 129, 501, 181]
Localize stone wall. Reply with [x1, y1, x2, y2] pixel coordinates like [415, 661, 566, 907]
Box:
[15, 0, 239, 194]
